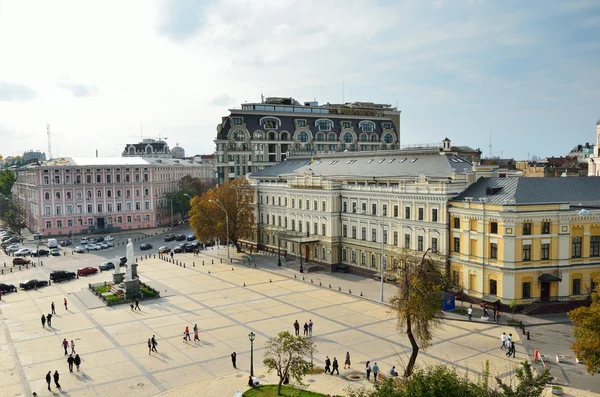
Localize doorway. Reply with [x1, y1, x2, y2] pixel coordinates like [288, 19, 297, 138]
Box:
[97, 217, 105, 229]
[540, 282, 550, 301]
[304, 244, 310, 263]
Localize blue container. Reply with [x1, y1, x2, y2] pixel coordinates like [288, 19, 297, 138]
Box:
[442, 292, 456, 311]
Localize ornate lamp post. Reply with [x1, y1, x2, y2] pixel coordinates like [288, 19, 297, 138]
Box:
[248, 331, 256, 376]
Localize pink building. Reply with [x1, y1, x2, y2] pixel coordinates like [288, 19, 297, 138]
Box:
[12, 157, 214, 236]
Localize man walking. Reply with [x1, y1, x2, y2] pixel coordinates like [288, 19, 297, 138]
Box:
[308, 319, 313, 336]
[331, 357, 339, 375]
[231, 352, 237, 369]
[70, 340, 76, 354]
[64, 298, 68, 311]
[495, 309, 500, 324]
[46, 371, 52, 391]
[74, 354, 81, 372]
[67, 355, 74, 372]
[41, 314, 46, 328]
[53, 370, 61, 389]
[184, 326, 191, 341]
[303, 322, 308, 336]
[324, 356, 331, 374]
[151, 335, 158, 352]
[62, 338, 69, 355]
[373, 362, 379, 381]
[194, 324, 199, 341]
[134, 298, 140, 311]
[51, 302, 56, 314]
[467, 304, 473, 321]
[293, 320, 300, 336]
[500, 332, 506, 350]
[46, 313, 52, 327]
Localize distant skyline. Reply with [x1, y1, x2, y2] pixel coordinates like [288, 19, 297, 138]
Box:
[0, 0, 599, 161]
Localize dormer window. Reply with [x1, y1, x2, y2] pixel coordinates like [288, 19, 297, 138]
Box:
[232, 130, 245, 142]
[254, 131, 263, 140]
[232, 117, 243, 125]
[297, 131, 309, 142]
[384, 133, 393, 143]
[359, 121, 375, 133]
[296, 120, 306, 127]
[316, 132, 325, 141]
[316, 119, 333, 131]
[341, 121, 351, 129]
[382, 122, 392, 130]
[260, 117, 280, 129]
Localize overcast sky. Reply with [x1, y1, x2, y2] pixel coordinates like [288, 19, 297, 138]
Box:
[1, 0, 599, 160]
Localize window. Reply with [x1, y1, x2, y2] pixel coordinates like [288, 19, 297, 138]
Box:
[67, 220, 72, 227]
[107, 190, 112, 198]
[432, 209, 438, 222]
[523, 222, 531, 235]
[97, 204, 103, 213]
[522, 282, 531, 299]
[352, 226, 356, 239]
[372, 203, 377, 215]
[313, 200, 317, 210]
[383, 230, 387, 244]
[590, 236, 600, 257]
[291, 199, 295, 208]
[313, 223, 318, 235]
[97, 190, 102, 198]
[418, 208, 424, 221]
[322, 247, 326, 259]
[232, 117, 243, 125]
[405, 234, 411, 249]
[542, 222, 550, 234]
[127, 216, 132, 223]
[362, 203, 367, 213]
[362, 227, 366, 240]
[372, 229, 377, 242]
[322, 201, 326, 211]
[116, 174, 121, 183]
[106, 174, 111, 183]
[316, 119, 332, 131]
[86, 175, 92, 184]
[55, 206, 61, 215]
[351, 250, 356, 263]
[490, 222, 498, 234]
[55, 191, 61, 199]
[371, 254, 377, 268]
[572, 237, 582, 258]
[46, 221, 52, 228]
[394, 231, 398, 245]
[117, 203, 122, 212]
[453, 218, 460, 228]
[343, 202, 348, 213]
[490, 243, 497, 259]
[452, 270, 459, 286]
[453, 237, 460, 253]
[108, 203, 113, 212]
[341, 121, 351, 129]
[405, 206, 411, 219]
[394, 205, 398, 217]
[382, 204, 387, 216]
[322, 224, 326, 236]
[296, 119, 306, 127]
[342, 249, 347, 262]
[291, 220, 295, 231]
[342, 225, 347, 237]
[44, 192, 50, 200]
[522, 244, 531, 261]
[541, 243, 550, 260]
[417, 236, 424, 251]
[489, 280, 497, 295]
[431, 237, 438, 253]
[573, 279, 581, 295]
[359, 121, 375, 132]
[352, 202, 357, 213]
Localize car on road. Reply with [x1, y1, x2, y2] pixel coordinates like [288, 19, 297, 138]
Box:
[50, 248, 61, 256]
[99, 261, 115, 271]
[173, 244, 187, 253]
[95, 237, 105, 243]
[77, 266, 98, 276]
[15, 248, 32, 256]
[176, 234, 187, 241]
[60, 240, 72, 247]
[99, 242, 109, 249]
[0, 283, 17, 293]
[86, 244, 100, 251]
[185, 242, 199, 253]
[50, 270, 76, 282]
[187, 235, 197, 241]
[32, 249, 50, 257]
[104, 235, 114, 242]
[164, 234, 176, 242]
[158, 246, 171, 254]
[19, 279, 49, 290]
[6, 244, 22, 253]
[13, 257, 32, 266]
[80, 237, 89, 244]
[140, 243, 153, 250]
[74, 246, 85, 253]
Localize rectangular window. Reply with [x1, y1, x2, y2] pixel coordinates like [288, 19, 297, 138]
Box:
[352, 226, 356, 239]
[453, 218, 460, 228]
[522, 282, 531, 299]
[362, 227, 366, 240]
[522, 244, 531, 261]
[352, 202, 357, 213]
[314, 223, 318, 235]
[431, 237, 438, 253]
[418, 208, 424, 221]
[97, 204, 103, 213]
[67, 219, 72, 227]
[394, 231, 398, 245]
[127, 216, 132, 223]
[490, 222, 498, 234]
[342, 225, 347, 237]
[452, 270, 459, 286]
[313, 200, 317, 210]
[590, 236, 600, 257]
[343, 202, 348, 213]
[372, 203, 376, 215]
[490, 243, 498, 259]
[541, 243, 550, 260]
[405, 207, 411, 219]
[382, 204, 387, 216]
[417, 236, 423, 251]
[383, 230, 387, 244]
[432, 208, 438, 222]
[322, 224, 326, 236]
[523, 222, 532, 235]
[393, 205, 398, 217]
[372, 228, 376, 242]
[57, 220, 62, 228]
[489, 279, 497, 295]
[117, 203, 122, 212]
[291, 220, 295, 231]
[453, 237, 460, 253]
[573, 279, 581, 295]
[46, 221, 52, 228]
[405, 234, 411, 249]
[572, 237, 582, 258]
[322, 201, 326, 211]
[292, 199, 295, 209]
[542, 222, 550, 234]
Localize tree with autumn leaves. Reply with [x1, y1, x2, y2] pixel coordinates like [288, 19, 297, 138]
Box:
[568, 277, 600, 375]
[188, 178, 254, 251]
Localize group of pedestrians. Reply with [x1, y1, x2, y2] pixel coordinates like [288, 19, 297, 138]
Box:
[148, 335, 159, 354]
[466, 303, 501, 324]
[293, 319, 313, 337]
[323, 352, 352, 376]
[130, 298, 141, 311]
[500, 332, 516, 358]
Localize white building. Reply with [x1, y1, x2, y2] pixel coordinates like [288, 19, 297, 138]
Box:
[588, 119, 600, 176]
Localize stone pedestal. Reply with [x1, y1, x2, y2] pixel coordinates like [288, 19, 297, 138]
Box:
[124, 278, 141, 300]
[131, 263, 138, 279]
[113, 272, 125, 284]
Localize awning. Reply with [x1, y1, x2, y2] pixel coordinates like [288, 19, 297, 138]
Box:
[481, 294, 500, 304]
[538, 273, 562, 282]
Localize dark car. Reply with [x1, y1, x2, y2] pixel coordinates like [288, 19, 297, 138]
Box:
[13, 257, 31, 266]
[19, 279, 49, 290]
[185, 242, 200, 253]
[186, 235, 196, 241]
[60, 240, 72, 247]
[164, 234, 176, 242]
[119, 256, 127, 266]
[140, 243, 153, 250]
[78, 266, 98, 276]
[99, 262, 115, 271]
[49, 270, 76, 282]
[0, 283, 17, 293]
[32, 249, 50, 257]
[176, 234, 186, 241]
[95, 236, 105, 243]
[173, 244, 187, 253]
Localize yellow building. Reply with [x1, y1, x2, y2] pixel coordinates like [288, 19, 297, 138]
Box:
[449, 177, 600, 308]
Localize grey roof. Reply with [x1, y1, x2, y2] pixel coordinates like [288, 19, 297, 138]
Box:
[251, 152, 473, 179]
[453, 176, 600, 206]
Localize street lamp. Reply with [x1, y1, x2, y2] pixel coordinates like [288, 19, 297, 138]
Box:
[248, 331, 256, 377]
[209, 199, 230, 260]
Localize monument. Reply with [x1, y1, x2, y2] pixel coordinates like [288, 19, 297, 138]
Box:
[112, 238, 141, 299]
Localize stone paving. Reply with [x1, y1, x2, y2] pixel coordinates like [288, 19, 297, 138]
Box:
[0, 249, 554, 397]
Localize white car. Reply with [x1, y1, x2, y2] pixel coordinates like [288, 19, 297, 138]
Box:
[74, 246, 85, 253]
[15, 248, 32, 256]
[86, 244, 100, 251]
[99, 242, 109, 249]
[104, 236, 114, 241]
[80, 237, 89, 244]
[7, 245, 21, 253]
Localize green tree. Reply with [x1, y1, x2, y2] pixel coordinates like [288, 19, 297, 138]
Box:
[166, 189, 194, 219]
[391, 250, 451, 377]
[179, 175, 215, 197]
[509, 299, 517, 320]
[568, 278, 600, 374]
[263, 331, 317, 396]
[0, 169, 16, 196]
[495, 361, 553, 397]
[188, 178, 253, 250]
[0, 199, 26, 235]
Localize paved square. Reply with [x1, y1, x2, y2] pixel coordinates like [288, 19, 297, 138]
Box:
[0, 251, 524, 396]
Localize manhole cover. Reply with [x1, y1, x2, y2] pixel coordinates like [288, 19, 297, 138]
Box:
[343, 372, 365, 382]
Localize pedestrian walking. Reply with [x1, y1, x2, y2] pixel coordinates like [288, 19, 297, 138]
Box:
[331, 357, 339, 375]
[74, 354, 81, 372]
[366, 361, 372, 381]
[231, 352, 237, 369]
[148, 338, 152, 355]
[134, 298, 140, 311]
[62, 338, 69, 355]
[46, 371, 52, 391]
[185, 326, 191, 341]
[70, 340, 76, 354]
[41, 314, 46, 328]
[130, 301, 134, 311]
[308, 319, 313, 336]
[53, 370, 61, 389]
[67, 355, 74, 372]
[495, 309, 500, 324]
[303, 322, 309, 336]
[324, 356, 331, 374]
[293, 320, 300, 336]
[193, 324, 199, 341]
[151, 335, 158, 352]
[344, 351, 351, 369]
[64, 298, 68, 311]
[500, 332, 506, 350]
[467, 305, 473, 321]
[373, 362, 379, 381]
[51, 302, 56, 314]
[46, 313, 52, 327]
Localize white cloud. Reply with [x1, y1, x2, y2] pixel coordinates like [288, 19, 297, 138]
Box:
[57, 77, 99, 97]
[0, 82, 36, 101]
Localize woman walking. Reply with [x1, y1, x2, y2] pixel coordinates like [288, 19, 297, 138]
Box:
[74, 354, 81, 372]
[148, 338, 152, 355]
[344, 351, 351, 369]
[365, 361, 372, 381]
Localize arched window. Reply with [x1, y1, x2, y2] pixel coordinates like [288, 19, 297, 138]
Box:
[128, 146, 135, 154]
[371, 254, 377, 267]
[327, 133, 336, 142]
[66, 191, 71, 199]
[232, 130, 245, 142]
[342, 248, 347, 262]
[316, 133, 325, 141]
[297, 131, 308, 142]
[145, 145, 152, 154]
[315, 119, 333, 131]
[117, 190, 122, 198]
[254, 131, 263, 140]
[55, 191, 61, 199]
[280, 132, 289, 141]
[44, 192, 50, 200]
[268, 132, 276, 140]
[370, 134, 378, 142]
[384, 133, 393, 143]
[343, 132, 353, 143]
[359, 121, 375, 132]
[360, 134, 368, 142]
[314, 246, 318, 258]
[260, 117, 280, 129]
[97, 190, 102, 198]
[107, 190, 112, 198]
[322, 246, 326, 259]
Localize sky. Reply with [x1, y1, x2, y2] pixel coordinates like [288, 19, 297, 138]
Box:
[0, 0, 599, 161]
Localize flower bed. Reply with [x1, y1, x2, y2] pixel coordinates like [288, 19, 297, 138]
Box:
[89, 281, 160, 306]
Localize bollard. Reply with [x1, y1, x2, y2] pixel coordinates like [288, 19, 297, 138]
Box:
[202, 260, 204, 265]
[522, 326, 526, 335]
[220, 259, 222, 264]
[1, 269, 3, 274]
[26, 264, 28, 269]
[254, 263, 256, 268]
[349, 289, 352, 294]
[183, 264, 185, 268]
[11, 267, 13, 272]
[360, 292, 363, 296]
[41, 261, 43, 266]
[294, 274, 297, 278]
[212, 260, 214, 264]
[193, 263, 195, 267]
[230, 258, 233, 263]
[154, 254, 156, 259]
[338, 286, 341, 291]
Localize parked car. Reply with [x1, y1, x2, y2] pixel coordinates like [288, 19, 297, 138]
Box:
[15, 248, 32, 256]
[176, 234, 187, 241]
[0, 283, 17, 293]
[187, 235, 197, 241]
[158, 246, 171, 254]
[74, 246, 85, 253]
[173, 244, 186, 253]
[50, 248, 61, 256]
[106, 241, 114, 247]
[164, 234, 176, 242]
[119, 256, 127, 266]
[99, 242, 109, 249]
[99, 261, 115, 271]
[185, 242, 199, 253]
[86, 244, 100, 251]
[6, 236, 20, 244]
[60, 240, 72, 247]
[6, 244, 21, 253]
[104, 235, 114, 241]
[77, 266, 98, 276]
[13, 257, 31, 266]
[32, 249, 50, 257]
[50, 270, 76, 282]
[80, 237, 89, 244]
[95, 237, 105, 243]
[1, 234, 13, 242]
[19, 279, 49, 290]
[140, 243, 153, 250]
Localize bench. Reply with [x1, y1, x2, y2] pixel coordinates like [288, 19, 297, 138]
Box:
[335, 263, 349, 273]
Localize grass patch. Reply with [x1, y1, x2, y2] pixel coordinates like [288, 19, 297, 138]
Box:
[506, 319, 521, 325]
[105, 294, 124, 305]
[140, 285, 159, 297]
[306, 367, 325, 375]
[243, 385, 330, 397]
[94, 285, 111, 294]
